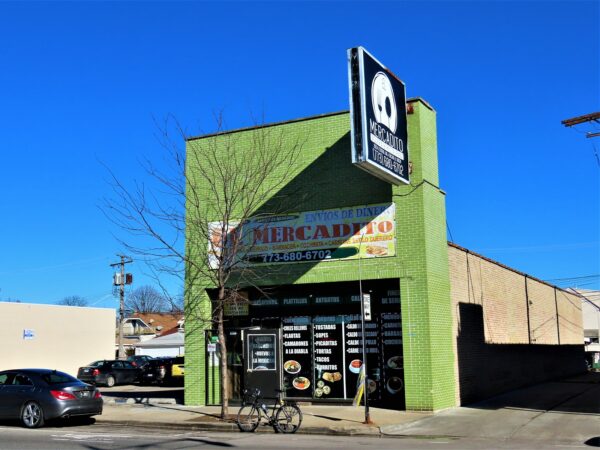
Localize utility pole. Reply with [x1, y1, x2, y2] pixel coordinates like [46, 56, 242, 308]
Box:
[110, 255, 133, 359]
[562, 112, 600, 138]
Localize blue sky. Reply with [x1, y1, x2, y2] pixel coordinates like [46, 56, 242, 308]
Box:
[0, 1, 598, 309]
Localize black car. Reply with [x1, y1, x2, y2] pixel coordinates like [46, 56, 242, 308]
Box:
[137, 358, 168, 385]
[77, 360, 140, 387]
[127, 355, 154, 369]
[0, 369, 102, 428]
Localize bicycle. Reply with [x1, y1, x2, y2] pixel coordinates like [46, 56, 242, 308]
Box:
[236, 388, 302, 434]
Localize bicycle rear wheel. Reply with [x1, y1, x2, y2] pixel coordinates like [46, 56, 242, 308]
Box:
[237, 405, 260, 432]
[275, 403, 302, 434]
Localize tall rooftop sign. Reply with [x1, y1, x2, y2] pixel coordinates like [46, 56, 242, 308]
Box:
[348, 47, 409, 185]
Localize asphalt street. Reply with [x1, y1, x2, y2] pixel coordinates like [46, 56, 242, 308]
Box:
[0, 424, 597, 450]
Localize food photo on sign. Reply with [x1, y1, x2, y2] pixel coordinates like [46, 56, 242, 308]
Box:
[314, 370, 342, 398]
[284, 360, 312, 391]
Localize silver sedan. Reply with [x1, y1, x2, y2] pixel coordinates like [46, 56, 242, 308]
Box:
[0, 368, 103, 428]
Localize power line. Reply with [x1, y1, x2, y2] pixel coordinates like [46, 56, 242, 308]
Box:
[544, 274, 600, 282]
[446, 221, 455, 243]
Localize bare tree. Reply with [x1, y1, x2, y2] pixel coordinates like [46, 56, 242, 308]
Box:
[59, 295, 88, 307]
[126, 285, 167, 313]
[102, 114, 304, 418]
[169, 293, 184, 314]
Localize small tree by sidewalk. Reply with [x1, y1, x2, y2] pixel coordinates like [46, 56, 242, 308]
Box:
[102, 114, 304, 418]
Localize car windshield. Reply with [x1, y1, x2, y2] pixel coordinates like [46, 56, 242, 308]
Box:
[88, 361, 105, 367]
[41, 371, 79, 385]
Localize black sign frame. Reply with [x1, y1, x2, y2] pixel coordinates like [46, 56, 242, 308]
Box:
[243, 329, 282, 399]
[348, 46, 409, 185]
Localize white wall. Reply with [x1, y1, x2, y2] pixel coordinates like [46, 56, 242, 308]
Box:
[0, 302, 115, 377]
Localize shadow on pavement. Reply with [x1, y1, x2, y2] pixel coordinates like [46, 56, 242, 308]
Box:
[585, 436, 600, 447]
[100, 386, 184, 405]
[143, 403, 229, 422]
[461, 371, 600, 415]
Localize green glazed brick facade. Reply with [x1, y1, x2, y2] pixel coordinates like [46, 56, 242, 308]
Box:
[185, 99, 456, 410]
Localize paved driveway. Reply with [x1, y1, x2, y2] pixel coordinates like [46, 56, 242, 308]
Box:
[381, 372, 600, 446]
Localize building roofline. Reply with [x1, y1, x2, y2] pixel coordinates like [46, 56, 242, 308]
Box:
[448, 241, 576, 296]
[185, 98, 431, 142]
[186, 111, 349, 142]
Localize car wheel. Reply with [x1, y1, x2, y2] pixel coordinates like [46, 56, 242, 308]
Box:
[21, 401, 45, 428]
[105, 375, 116, 387]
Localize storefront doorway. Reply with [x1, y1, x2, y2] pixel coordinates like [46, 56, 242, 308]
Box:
[205, 279, 405, 409]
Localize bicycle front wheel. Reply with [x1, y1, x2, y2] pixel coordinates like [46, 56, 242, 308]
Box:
[275, 403, 302, 434]
[237, 405, 260, 432]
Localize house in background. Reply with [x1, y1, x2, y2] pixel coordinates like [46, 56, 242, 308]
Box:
[123, 313, 184, 356]
[118, 312, 184, 356]
[135, 327, 185, 357]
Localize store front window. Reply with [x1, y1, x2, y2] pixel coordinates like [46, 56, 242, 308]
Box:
[221, 279, 406, 408]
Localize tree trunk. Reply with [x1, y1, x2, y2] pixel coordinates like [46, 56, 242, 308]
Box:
[217, 292, 229, 419]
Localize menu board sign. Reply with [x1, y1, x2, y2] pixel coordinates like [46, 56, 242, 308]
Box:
[282, 317, 312, 397]
[313, 316, 345, 399]
[246, 289, 405, 404]
[248, 334, 277, 371]
[381, 312, 404, 401]
[344, 315, 381, 401]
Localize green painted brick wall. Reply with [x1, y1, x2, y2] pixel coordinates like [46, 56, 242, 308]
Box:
[184, 100, 456, 410]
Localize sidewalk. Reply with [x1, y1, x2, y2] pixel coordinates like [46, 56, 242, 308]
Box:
[381, 372, 600, 445]
[96, 372, 600, 441]
[97, 402, 428, 436]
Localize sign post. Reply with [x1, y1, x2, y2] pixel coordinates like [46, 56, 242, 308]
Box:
[357, 232, 373, 424]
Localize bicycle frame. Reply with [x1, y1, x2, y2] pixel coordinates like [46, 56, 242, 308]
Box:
[237, 388, 302, 433]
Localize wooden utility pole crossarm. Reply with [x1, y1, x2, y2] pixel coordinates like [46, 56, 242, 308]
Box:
[562, 112, 600, 127]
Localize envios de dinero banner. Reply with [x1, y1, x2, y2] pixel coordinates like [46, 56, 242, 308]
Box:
[208, 203, 396, 267]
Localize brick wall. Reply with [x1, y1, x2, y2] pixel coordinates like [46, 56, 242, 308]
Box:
[185, 101, 457, 410]
[448, 244, 584, 405]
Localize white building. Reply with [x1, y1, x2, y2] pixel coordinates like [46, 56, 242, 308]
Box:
[0, 302, 115, 377]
